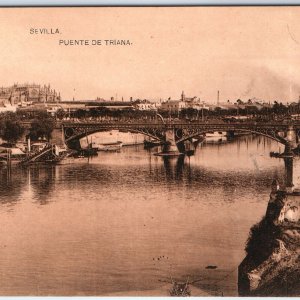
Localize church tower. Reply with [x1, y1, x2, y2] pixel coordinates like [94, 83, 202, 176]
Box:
[181, 91, 185, 101]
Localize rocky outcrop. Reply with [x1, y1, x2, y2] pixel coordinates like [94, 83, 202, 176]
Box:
[238, 181, 300, 296]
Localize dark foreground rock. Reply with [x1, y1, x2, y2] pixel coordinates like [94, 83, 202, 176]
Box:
[238, 182, 300, 296]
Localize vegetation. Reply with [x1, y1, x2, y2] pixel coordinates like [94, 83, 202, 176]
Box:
[0, 98, 298, 145]
[28, 111, 55, 141]
[55, 108, 66, 120]
[69, 107, 157, 120]
[245, 217, 280, 265]
[54, 100, 300, 121]
[0, 112, 24, 144]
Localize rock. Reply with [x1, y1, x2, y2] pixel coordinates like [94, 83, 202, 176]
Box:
[238, 187, 300, 296]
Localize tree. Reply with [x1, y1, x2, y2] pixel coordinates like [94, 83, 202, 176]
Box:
[29, 112, 55, 141]
[2, 119, 24, 144]
[0, 112, 25, 144]
[90, 108, 99, 118]
[55, 108, 66, 120]
[74, 109, 86, 119]
[272, 102, 288, 115]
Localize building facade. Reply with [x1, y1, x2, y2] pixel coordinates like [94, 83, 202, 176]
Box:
[0, 83, 61, 107]
[160, 100, 187, 112]
[132, 100, 157, 111]
[160, 92, 199, 112]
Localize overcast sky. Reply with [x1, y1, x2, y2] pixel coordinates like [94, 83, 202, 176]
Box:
[0, 7, 300, 103]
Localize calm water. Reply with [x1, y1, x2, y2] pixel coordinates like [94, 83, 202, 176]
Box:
[0, 135, 295, 296]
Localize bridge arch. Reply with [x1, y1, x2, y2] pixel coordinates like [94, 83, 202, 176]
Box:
[62, 124, 166, 149]
[175, 128, 288, 145]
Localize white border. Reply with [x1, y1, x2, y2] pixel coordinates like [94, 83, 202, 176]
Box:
[0, 0, 299, 5]
[0, 3, 297, 300]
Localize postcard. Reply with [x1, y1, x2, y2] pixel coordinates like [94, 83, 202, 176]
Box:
[0, 6, 299, 296]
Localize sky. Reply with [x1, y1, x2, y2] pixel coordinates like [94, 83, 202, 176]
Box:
[0, 7, 300, 103]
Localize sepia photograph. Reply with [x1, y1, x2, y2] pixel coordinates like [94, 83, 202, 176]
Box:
[0, 6, 300, 296]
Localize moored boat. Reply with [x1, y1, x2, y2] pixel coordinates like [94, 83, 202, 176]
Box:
[205, 131, 227, 138]
[144, 139, 164, 149]
[98, 141, 123, 152]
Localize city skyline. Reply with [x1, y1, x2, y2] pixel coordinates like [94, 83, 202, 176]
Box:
[0, 82, 296, 104]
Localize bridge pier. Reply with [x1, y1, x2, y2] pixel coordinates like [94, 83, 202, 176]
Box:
[162, 129, 184, 154]
[51, 128, 68, 148]
[227, 130, 235, 139]
[283, 126, 298, 156]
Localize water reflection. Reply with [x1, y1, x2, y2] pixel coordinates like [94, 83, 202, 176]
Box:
[0, 167, 27, 204]
[0, 135, 293, 296]
[162, 155, 185, 181]
[0, 136, 288, 209]
[284, 157, 294, 190]
[29, 166, 57, 204]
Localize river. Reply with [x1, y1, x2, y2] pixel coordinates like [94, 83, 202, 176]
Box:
[0, 134, 295, 296]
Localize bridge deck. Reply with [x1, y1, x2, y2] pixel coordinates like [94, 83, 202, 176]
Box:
[61, 121, 297, 129]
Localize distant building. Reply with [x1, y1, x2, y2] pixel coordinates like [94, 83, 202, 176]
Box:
[181, 91, 201, 109]
[132, 99, 157, 111]
[0, 83, 61, 107]
[160, 91, 194, 112]
[160, 91, 206, 112]
[160, 99, 187, 112]
[214, 100, 238, 111]
[95, 97, 106, 101]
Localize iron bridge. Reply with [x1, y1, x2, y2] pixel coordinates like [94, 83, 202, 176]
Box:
[61, 121, 300, 147]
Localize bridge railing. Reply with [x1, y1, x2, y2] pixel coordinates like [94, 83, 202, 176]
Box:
[60, 120, 293, 129]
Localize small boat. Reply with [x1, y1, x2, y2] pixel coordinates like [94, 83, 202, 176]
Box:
[144, 139, 164, 149]
[20, 144, 74, 165]
[205, 131, 227, 138]
[98, 141, 123, 152]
